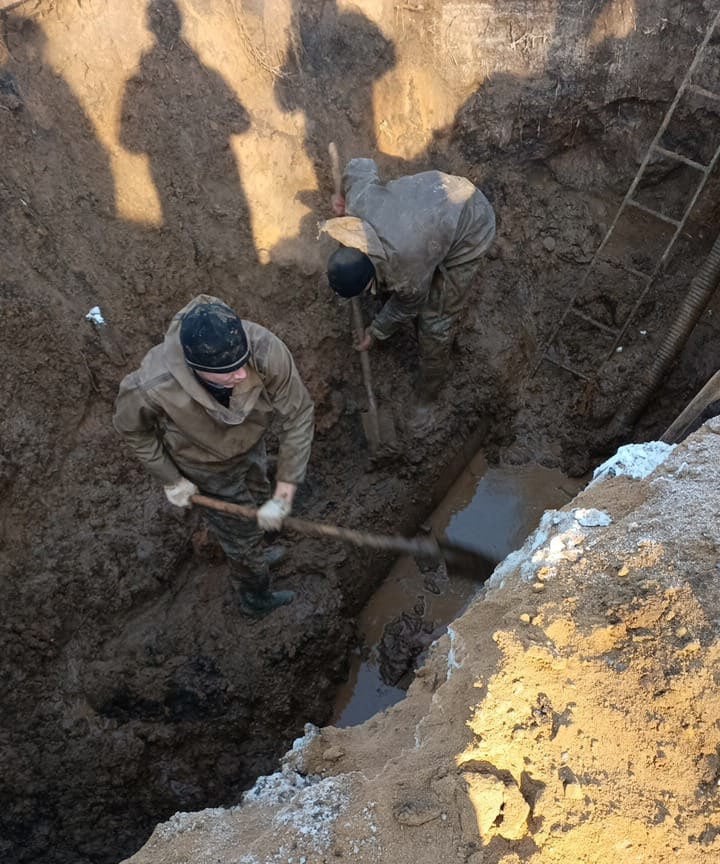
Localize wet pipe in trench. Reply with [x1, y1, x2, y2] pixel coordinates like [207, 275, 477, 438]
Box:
[332, 451, 585, 726]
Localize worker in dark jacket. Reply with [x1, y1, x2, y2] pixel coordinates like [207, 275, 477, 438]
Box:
[114, 295, 315, 617]
[322, 158, 495, 431]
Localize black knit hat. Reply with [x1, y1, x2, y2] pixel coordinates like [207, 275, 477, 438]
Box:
[327, 247, 376, 298]
[180, 302, 249, 373]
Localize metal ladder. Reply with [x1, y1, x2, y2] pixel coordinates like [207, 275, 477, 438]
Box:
[533, 8, 720, 382]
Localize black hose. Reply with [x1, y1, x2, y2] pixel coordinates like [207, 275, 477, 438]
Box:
[609, 231, 720, 435]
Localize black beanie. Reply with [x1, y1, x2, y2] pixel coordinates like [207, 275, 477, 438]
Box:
[180, 302, 249, 373]
[327, 247, 376, 298]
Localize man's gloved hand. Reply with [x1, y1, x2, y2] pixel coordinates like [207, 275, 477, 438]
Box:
[257, 497, 292, 531]
[164, 477, 199, 508]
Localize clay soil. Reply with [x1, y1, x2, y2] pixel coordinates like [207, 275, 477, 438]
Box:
[1, 1, 720, 863]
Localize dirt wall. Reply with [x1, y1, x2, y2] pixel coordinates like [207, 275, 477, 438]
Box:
[2, 1, 720, 862]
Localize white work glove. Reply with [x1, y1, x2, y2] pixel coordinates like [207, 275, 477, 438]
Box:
[164, 477, 199, 508]
[257, 497, 291, 531]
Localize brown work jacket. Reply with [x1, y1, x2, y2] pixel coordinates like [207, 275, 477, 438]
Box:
[113, 295, 314, 487]
[320, 158, 496, 340]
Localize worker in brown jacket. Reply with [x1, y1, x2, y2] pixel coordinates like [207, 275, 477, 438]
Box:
[113, 295, 315, 617]
[321, 158, 495, 432]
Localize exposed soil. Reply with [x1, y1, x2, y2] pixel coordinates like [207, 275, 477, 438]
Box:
[2, 1, 720, 862]
[121, 424, 720, 864]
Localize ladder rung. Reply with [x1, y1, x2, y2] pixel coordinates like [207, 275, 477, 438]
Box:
[652, 144, 707, 172]
[626, 199, 681, 227]
[624, 265, 653, 282]
[541, 355, 591, 381]
[597, 258, 653, 282]
[687, 82, 720, 103]
[567, 308, 620, 335]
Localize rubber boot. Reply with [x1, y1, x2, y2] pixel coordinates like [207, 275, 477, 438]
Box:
[265, 544, 287, 569]
[407, 371, 442, 436]
[237, 588, 295, 618]
[228, 559, 294, 618]
[406, 402, 436, 436]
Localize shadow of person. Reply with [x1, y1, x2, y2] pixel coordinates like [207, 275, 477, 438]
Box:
[120, 0, 257, 270]
[2, 14, 116, 293]
[275, 0, 396, 211]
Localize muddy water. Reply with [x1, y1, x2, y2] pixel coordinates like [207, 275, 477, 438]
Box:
[332, 453, 585, 727]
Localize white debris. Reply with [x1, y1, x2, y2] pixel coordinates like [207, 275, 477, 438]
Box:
[271, 775, 350, 843]
[243, 767, 311, 806]
[234, 723, 349, 848]
[591, 442, 675, 485]
[489, 506, 615, 589]
[283, 723, 319, 774]
[446, 625, 463, 679]
[154, 806, 240, 840]
[572, 508, 612, 528]
[85, 305, 106, 325]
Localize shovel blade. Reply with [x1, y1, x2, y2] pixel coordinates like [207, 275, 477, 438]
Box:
[361, 405, 398, 453]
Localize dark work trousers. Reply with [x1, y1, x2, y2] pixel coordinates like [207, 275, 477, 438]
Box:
[417, 257, 485, 400]
[176, 440, 271, 593]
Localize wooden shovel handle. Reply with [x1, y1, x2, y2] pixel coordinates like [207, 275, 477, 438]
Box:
[328, 141, 342, 196]
[190, 494, 492, 574]
[351, 297, 378, 415]
[661, 368, 720, 443]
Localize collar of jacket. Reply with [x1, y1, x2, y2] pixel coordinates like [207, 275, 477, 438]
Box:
[163, 295, 263, 422]
[319, 217, 388, 263]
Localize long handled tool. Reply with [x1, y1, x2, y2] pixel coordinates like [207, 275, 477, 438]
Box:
[192, 494, 494, 577]
[351, 295, 382, 452]
[328, 141, 397, 454]
[661, 367, 720, 443]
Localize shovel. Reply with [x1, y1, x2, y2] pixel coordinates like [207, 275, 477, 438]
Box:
[192, 494, 494, 579]
[328, 141, 397, 454]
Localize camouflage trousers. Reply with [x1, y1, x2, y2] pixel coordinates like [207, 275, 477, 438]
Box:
[175, 440, 271, 592]
[417, 256, 485, 400]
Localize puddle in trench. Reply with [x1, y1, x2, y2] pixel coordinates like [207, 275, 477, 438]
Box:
[331, 453, 586, 727]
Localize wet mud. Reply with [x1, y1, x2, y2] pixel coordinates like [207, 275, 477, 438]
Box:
[332, 459, 585, 726]
[2, 1, 720, 862]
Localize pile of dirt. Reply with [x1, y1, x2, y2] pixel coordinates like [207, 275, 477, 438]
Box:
[122, 423, 720, 864]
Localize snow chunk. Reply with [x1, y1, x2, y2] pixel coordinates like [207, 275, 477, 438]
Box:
[446, 625, 463, 679]
[489, 507, 614, 589]
[154, 806, 240, 840]
[591, 442, 675, 485]
[241, 724, 349, 847]
[272, 776, 350, 842]
[283, 723, 319, 774]
[244, 767, 350, 844]
[572, 508, 612, 528]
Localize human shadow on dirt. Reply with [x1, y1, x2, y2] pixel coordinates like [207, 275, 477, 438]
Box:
[274, 0, 396, 211]
[120, 0, 257, 269]
[1, 15, 116, 301]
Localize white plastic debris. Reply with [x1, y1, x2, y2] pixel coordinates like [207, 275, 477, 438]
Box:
[85, 306, 106, 325]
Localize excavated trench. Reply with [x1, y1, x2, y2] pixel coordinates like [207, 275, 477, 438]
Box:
[3, 2, 720, 863]
[332, 455, 586, 727]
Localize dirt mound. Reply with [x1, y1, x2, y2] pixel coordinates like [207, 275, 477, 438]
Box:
[123, 424, 720, 864]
